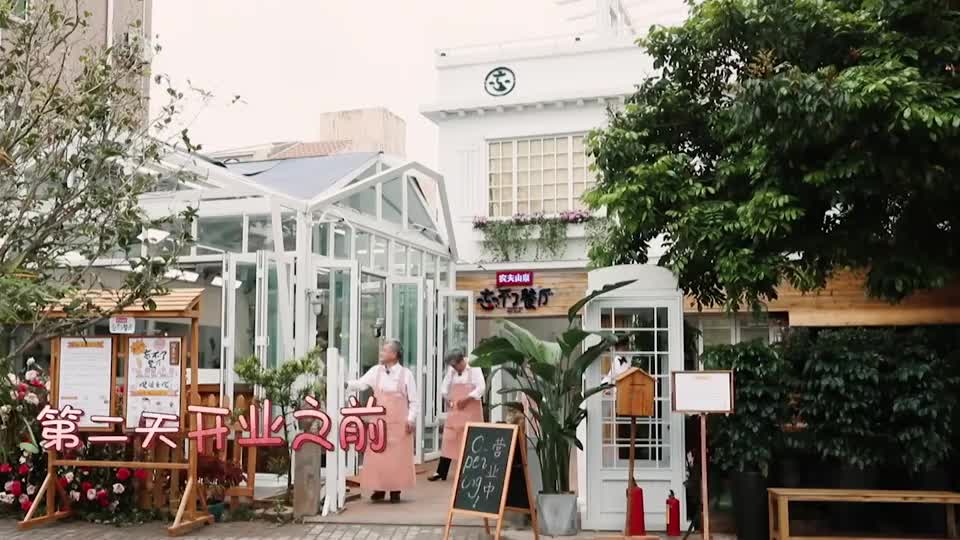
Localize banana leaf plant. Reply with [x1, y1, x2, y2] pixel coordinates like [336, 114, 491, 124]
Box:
[471, 280, 634, 494]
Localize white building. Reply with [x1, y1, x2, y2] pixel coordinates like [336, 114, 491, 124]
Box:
[422, 0, 694, 530]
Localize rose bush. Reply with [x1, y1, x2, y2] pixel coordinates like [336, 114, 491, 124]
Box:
[0, 362, 147, 522]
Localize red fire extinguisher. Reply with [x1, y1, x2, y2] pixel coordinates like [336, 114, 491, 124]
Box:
[666, 490, 682, 536]
[625, 484, 646, 536]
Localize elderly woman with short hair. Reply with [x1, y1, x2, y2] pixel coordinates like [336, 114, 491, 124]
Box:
[346, 339, 417, 503]
[428, 349, 485, 482]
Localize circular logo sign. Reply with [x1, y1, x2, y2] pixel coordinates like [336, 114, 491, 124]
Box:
[484, 67, 515, 97]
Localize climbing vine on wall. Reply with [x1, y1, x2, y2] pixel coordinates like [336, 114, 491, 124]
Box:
[473, 211, 592, 262]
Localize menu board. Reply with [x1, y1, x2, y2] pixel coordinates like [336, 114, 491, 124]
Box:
[125, 336, 183, 429]
[672, 370, 735, 413]
[451, 423, 518, 517]
[58, 337, 114, 428]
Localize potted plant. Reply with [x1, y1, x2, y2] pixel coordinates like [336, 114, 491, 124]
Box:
[702, 341, 789, 540]
[472, 281, 632, 536]
[197, 455, 247, 522]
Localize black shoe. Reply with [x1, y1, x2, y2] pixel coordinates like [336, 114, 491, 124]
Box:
[371, 491, 385, 501]
[427, 473, 445, 482]
[390, 491, 400, 503]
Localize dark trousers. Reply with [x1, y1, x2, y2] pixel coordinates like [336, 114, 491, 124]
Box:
[435, 457, 452, 479]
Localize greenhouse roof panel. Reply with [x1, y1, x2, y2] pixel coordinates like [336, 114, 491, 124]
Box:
[225, 152, 379, 200]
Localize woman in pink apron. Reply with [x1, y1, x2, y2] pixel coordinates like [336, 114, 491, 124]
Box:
[428, 350, 485, 481]
[346, 340, 417, 502]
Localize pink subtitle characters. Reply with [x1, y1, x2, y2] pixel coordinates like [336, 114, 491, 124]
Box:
[134, 412, 179, 449]
[291, 396, 334, 451]
[87, 416, 129, 445]
[186, 405, 230, 454]
[339, 396, 387, 453]
[37, 405, 82, 451]
[237, 399, 285, 447]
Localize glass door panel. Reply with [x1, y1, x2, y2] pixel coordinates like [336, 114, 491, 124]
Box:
[387, 277, 425, 463]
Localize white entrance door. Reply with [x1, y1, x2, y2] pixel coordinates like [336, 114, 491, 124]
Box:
[386, 277, 426, 463]
[583, 297, 686, 531]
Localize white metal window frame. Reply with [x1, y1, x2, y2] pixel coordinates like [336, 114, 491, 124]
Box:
[484, 131, 595, 218]
[691, 313, 782, 355]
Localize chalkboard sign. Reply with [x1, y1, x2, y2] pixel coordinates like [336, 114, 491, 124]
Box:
[452, 423, 516, 516]
[445, 422, 540, 540]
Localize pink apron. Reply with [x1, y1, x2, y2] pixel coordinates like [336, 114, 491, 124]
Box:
[441, 381, 484, 460]
[358, 367, 416, 492]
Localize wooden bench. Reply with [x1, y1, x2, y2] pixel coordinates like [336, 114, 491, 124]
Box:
[769, 488, 960, 540]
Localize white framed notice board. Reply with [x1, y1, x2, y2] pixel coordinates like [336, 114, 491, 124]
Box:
[56, 337, 115, 429]
[125, 336, 183, 429]
[671, 370, 734, 414]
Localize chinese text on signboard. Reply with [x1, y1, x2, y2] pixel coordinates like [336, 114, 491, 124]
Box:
[495, 271, 533, 287]
[477, 287, 553, 313]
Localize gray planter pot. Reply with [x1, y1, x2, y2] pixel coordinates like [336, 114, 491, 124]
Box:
[536, 493, 579, 536]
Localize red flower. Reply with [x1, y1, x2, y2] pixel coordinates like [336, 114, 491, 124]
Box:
[0, 464, 11, 474]
[17, 383, 27, 393]
[81, 481, 92, 493]
[116, 468, 131, 481]
[133, 469, 148, 481]
[58, 477, 68, 489]
[96, 489, 109, 507]
[20, 499, 31, 511]
[9, 480, 22, 496]
[29, 379, 44, 388]
[18, 464, 29, 476]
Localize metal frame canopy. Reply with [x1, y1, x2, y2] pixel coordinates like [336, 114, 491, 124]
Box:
[90, 147, 462, 386]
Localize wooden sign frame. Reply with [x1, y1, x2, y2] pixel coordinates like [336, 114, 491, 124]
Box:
[124, 335, 187, 432]
[19, 290, 210, 537]
[51, 336, 117, 432]
[443, 422, 540, 540]
[670, 369, 736, 540]
[671, 370, 735, 414]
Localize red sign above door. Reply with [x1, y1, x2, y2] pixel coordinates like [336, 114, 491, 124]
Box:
[496, 271, 534, 287]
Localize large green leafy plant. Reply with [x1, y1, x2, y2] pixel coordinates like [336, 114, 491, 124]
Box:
[471, 281, 632, 494]
[702, 341, 789, 476]
[787, 328, 889, 470]
[585, 0, 960, 310]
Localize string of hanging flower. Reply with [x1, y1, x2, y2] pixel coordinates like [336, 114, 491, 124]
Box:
[471, 210, 593, 262]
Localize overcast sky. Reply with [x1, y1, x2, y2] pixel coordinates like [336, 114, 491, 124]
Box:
[150, 1, 571, 168]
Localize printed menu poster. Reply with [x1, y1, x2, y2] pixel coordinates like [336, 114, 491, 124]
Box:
[59, 337, 113, 428]
[125, 337, 182, 429]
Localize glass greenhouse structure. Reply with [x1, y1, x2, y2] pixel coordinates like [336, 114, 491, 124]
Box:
[97, 149, 474, 464]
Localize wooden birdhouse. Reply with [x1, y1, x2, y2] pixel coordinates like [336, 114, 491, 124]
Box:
[615, 367, 655, 417]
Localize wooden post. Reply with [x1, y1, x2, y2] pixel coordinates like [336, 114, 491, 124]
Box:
[625, 416, 637, 535]
[700, 414, 710, 540]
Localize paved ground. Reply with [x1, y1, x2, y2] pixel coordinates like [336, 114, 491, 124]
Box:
[0, 520, 729, 540]
[0, 521, 565, 539]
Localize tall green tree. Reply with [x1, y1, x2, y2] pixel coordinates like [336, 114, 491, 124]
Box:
[0, 0, 197, 366]
[586, 0, 960, 310]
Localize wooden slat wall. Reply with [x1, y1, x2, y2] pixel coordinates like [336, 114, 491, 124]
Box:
[460, 268, 960, 326]
[457, 270, 589, 318]
[686, 269, 960, 326]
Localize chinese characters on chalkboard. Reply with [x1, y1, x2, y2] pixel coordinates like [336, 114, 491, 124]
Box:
[476, 287, 553, 313]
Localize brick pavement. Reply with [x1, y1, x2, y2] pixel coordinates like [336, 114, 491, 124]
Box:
[0, 521, 503, 540]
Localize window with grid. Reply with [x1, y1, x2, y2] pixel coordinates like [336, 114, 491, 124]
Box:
[598, 306, 672, 470]
[487, 133, 596, 217]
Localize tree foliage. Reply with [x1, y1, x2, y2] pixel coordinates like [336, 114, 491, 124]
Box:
[0, 0, 197, 365]
[585, 0, 960, 310]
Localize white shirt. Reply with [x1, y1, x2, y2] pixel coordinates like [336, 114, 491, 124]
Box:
[347, 364, 419, 425]
[440, 365, 485, 401]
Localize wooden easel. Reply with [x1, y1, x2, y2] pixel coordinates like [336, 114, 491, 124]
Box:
[443, 423, 539, 540]
[18, 289, 213, 537]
